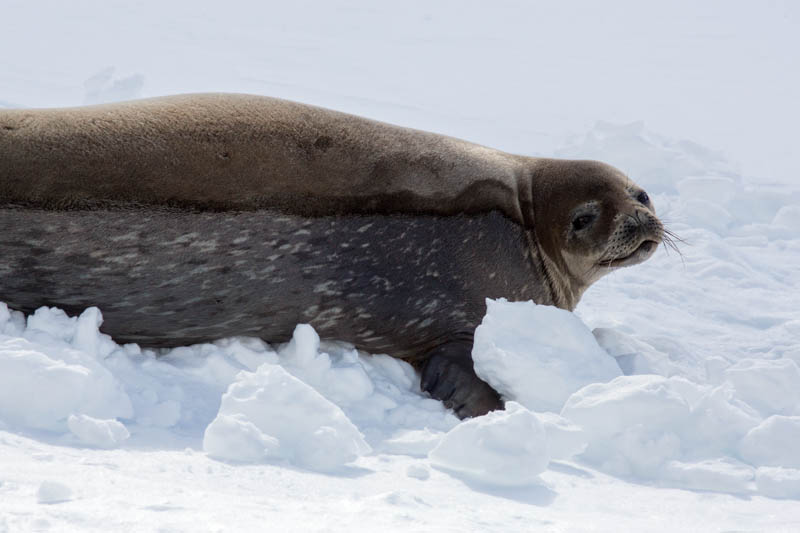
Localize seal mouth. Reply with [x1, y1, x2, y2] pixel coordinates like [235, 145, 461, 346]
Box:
[598, 239, 659, 268]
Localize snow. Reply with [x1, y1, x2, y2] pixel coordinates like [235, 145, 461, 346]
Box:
[0, 308, 133, 433]
[2, 0, 800, 531]
[739, 416, 800, 469]
[36, 481, 73, 505]
[472, 299, 622, 412]
[428, 402, 549, 487]
[67, 414, 130, 449]
[756, 467, 800, 500]
[203, 362, 371, 471]
[722, 359, 800, 417]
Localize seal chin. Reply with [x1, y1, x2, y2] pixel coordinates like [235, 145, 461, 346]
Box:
[598, 239, 659, 268]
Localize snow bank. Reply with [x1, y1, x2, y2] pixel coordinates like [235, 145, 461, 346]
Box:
[2, 290, 797, 497]
[472, 299, 621, 412]
[429, 402, 549, 487]
[0, 303, 455, 468]
[555, 370, 798, 494]
[1, 287, 798, 498]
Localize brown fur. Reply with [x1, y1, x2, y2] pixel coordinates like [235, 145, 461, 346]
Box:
[0, 93, 527, 219]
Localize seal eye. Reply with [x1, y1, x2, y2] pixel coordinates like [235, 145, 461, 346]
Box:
[637, 191, 650, 205]
[572, 214, 595, 232]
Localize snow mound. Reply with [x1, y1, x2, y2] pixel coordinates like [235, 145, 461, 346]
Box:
[279, 325, 375, 409]
[473, 299, 621, 412]
[0, 308, 133, 432]
[558, 370, 799, 495]
[739, 416, 800, 469]
[428, 402, 549, 487]
[203, 362, 370, 472]
[723, 359, 800, 417]
[756, 467, 800, 500]
[36, 481, 73, 504]
[538, 412, 588, 460]
[683, 383, 761, 457]
[593, 328, 680, 377]
[67, 414, 130, 449]
[0, 302, 26, 337]
[663, 459, 754, 495]
[276, 325, 458, 451]
[561, 375, 690, 478]
[772, 204, 800, 232]
[406, 464, 430, 480]
[3, 297, 798, 500]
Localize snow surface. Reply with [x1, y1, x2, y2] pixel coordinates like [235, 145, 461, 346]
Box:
[2, 1, 800, 531]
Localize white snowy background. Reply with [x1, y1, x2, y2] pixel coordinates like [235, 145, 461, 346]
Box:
[1, 1, 799, 531]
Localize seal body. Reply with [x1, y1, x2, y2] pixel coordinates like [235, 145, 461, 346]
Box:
[2, 208, 540, 354]
[0, 94, 664, 417]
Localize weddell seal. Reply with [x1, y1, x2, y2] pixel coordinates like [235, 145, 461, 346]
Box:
[0, 94, 667, 418]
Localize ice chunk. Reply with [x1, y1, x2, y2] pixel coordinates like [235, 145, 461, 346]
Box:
[203, 414, 280, 463]
[723, 359, 800, 417]
[473, 299, 621, 412]
[0, 302, 25, 337]
[663, 458, 754, 495]
[538, 412, 588, 460]
[684, 384, 761, 457]
[280, 325, 374, 407]
[0, 337, 133, 432]
[739, 416, 800, 469]
[203, 364, 370, 472]
[380, 428, 445, 457]
[756, 467, 800, 499]
[406, 464, 430, 480]
[593, 328, 680, 377]
[772, 204, 800, 231]
[429, 402, 549, 486]
[561, 375, 692, 477]
[67, 414, 130, 448]
[37, 481, 73, 504]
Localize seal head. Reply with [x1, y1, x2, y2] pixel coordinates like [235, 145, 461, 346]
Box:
[529, 159, 663, 310]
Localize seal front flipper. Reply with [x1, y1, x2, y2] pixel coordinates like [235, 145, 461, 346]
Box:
[420, 339, 504, 419]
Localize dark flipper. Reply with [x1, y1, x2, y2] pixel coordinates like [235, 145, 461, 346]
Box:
[420, 340, 504, 419]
